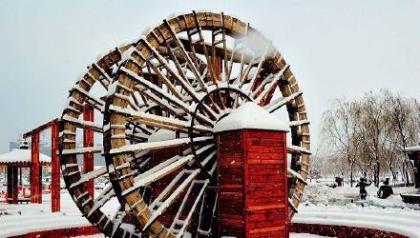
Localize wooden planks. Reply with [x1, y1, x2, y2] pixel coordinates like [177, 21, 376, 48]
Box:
[216, 129, 289, 238]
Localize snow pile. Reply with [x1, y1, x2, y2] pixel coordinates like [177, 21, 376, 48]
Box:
[213, 102, 289, 133]
[0, 191, 120, 237]
[296, 181, 420, 237]
[301, 182, 415, 209]
[406, 145, 420, 152]
[0, 148, 51, 164]
[149, 129, 179, 142]
[294, 205, 420, 238]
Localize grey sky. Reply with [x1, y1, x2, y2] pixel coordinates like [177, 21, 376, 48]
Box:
[0, 0, 419, 153]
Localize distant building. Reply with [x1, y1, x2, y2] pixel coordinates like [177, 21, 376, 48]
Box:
[9, 141, 18, 151]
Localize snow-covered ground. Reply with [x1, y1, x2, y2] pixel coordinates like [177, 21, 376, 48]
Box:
[1, 180, 420, 237]
[0, 189, 332, 238]
[73, 233, 333, 238]
[0, 190, 120, 237]
[294, 180, 420, 237]
[73, 233, 332, 238]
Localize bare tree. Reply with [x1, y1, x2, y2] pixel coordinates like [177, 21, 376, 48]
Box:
[319, 90, 419, 186]
[413, 99, 420, 140]
[322, 98, 363, 186]
[386, 92, 420, 185]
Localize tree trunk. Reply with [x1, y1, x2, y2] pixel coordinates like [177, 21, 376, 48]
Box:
[404, 160, 411, 186]
[374, 161, 380, 187]
[350, 161, 355, 187]
[402, 162, 407, 183]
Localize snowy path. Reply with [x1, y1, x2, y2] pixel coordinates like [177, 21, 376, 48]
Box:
[2, 185, 420, 237]
[294, 205, 420, 237]
[0, 213, 90, 237]
[0, 191, 119, 238]
[297, 181, 420, 237]
[8, 201, 417, 237]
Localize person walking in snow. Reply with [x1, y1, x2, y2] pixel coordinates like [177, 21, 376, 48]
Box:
[356, 177, 371, 200]
[377, 178, 393, 199]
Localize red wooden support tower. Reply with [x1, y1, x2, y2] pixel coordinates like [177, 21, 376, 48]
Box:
[214, 103, 290, 238]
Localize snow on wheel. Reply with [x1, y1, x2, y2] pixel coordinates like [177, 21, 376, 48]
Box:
[59, 44, 148, 237]
[104, 11, 311, 237]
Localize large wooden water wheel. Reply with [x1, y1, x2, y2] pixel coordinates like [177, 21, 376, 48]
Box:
[59, 43, 151, 237]
[102, 11, 311, 238]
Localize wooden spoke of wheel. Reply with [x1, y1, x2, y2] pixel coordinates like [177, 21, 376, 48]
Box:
[196, 186, 218, 236]
[120, 66, 216, 125]
[109, 105, 212, 134]
[122, 144, 214, 198]
[141, 39, 221, 119]
[142, 169, 201, 232]
[168, 179, 209, 236]
[163, 19, 209, 92]
[251, 64, 291, 101]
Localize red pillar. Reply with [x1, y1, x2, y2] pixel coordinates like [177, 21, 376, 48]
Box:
[214, 56, 222, 81]
[215, 118, 289, 237]
[83, 104, 95, 197]
[31, 132, 42, 203]
[7, 165, 18, 204]
[51, 120, 61, 212]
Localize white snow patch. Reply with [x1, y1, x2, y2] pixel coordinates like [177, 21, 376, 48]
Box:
[213, 102, 289, 133]
[294, 206, 420, 238]
[0, 148, 51, 164]
[297, 180, 420, 237]
[406, 145, 420, 152]
[148, 129, 178, 142]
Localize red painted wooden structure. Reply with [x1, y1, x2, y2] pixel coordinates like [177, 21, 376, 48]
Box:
[30, 132, 41, 203]
[6, 165, 18, 204]
[50, 121, 61, 212]
[83, 104, 95, 197]
[1, 142, 50, 205]
[216, 129, 289, 238]
[23, 118, 61, 211]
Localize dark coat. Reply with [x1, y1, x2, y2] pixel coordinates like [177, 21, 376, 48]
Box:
[356, 180, 371, 194]
[377, 185, 393, 199]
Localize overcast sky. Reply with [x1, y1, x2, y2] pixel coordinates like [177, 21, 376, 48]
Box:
[0, 0, 419, 153]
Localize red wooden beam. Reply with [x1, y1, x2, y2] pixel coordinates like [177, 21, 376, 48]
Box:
[31, 132, 42, 203]
[83, 104, 95, 197]
[23, 118, 58, 138]
[213, 56, 222, 81]
[216, 129, 289, 238]
[51, 120, 60, 212]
